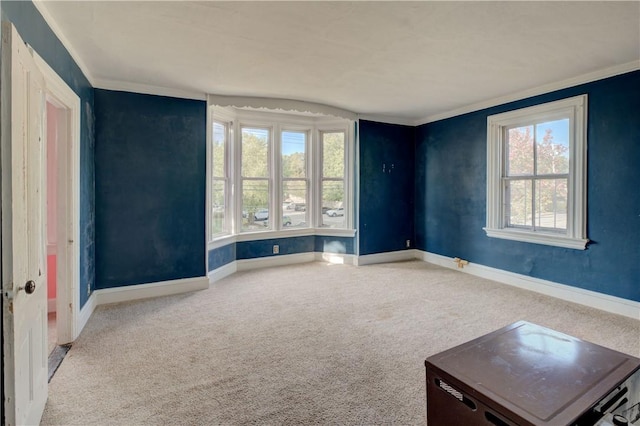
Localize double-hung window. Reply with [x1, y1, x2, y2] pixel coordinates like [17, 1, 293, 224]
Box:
[281, 130, 309, 228]
[485, 95, 588, 249]
[241, 127, 271, 232]
[210, 120, 230, 238]
[320, 131, 347, 228]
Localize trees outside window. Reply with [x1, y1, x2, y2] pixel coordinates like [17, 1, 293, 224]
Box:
[504, 121, 569, 231]
[241, 128, 271, 232]
[321, 131, 346, 228]
[282, 131, 308, 228]
[485, 95, 588, 249]
[210, 121, 228, 238]
[208, 106, 354, 241]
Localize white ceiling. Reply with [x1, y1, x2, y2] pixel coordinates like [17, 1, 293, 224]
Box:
[36, 1, 640, 124]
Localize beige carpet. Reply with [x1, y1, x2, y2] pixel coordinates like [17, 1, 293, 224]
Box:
[41, 260, 639, 425]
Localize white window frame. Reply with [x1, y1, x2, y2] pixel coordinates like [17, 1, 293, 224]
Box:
[207, 104, 355, 249]
[317, 128, 349, 229]
[315, 119, 355, 232]
[280, 127, 311, 229]
[238, 124, 273, 233]
[485, 95, 588, 250]
[207, 109, 234, 242]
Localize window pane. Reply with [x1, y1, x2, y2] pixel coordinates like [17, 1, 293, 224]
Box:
[506, 179, 532, 227]
[242, 128, 269, 178]
[536, 119, 570, 175]
[211, 180, 225, 235]
[323, 132, 345, 178]
[322, 180, 345, 228]
[212, 122, 226, 178]
[535, 179, 567, 230]
[283, 180, 307, 228]
[282, 131, 306, 178]
[242, 179, 270, 232]
[507, 126, 534, 176]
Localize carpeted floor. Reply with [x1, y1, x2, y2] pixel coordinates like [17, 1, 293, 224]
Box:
[41, 260, 639, 425]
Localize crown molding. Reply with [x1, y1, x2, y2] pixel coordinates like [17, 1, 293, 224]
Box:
[208, 94, 357, 121]
[95, 78, 207, 101]
[415, 61, 640, 126]
[357, 114, 415, 127]
[32, 1, 95, 86]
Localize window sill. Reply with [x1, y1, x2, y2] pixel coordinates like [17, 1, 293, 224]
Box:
[484, 227, 588, 250]
[236, 227, 356, 242]
[208, 234, 235, 250]
[208, 228, 356, 249]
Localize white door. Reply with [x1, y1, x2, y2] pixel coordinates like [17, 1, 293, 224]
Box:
[2, 22, 48, 426]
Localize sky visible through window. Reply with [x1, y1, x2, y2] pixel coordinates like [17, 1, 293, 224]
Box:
[539, 119, 569, 148]
[241, 128, 305, 155]
[282, 131, 305, 155]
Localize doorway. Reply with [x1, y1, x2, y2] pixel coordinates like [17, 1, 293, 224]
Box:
[46, 101, 61, 354]
[34, 51, 82, 346]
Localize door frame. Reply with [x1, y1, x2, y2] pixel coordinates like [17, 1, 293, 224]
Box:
[32, 52, 81, 344]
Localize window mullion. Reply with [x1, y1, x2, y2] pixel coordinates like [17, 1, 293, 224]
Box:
[313, 128, 322, 228]
[272, 126, 279, 230]
[233, 121, 242, 234]
[532, 125, 537, 231]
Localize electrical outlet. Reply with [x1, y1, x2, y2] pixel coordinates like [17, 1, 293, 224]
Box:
[273, 245, 279, 254]
[406, 239, 411, 248]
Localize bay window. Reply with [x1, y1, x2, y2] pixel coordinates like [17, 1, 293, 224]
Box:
[207, 102, 355, 244]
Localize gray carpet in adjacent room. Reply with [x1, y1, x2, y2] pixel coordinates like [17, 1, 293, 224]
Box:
[41, 260, 639, 425]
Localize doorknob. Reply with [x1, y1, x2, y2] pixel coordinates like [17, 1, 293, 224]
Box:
[18, 280, 36, 294]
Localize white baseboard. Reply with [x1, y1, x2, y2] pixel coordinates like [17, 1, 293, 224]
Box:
[208, 252, 357, 284]
[208, 261, 237, 284]
[315, 252, 357, 265]
[78, 292, 97, 336]
[355, 249, 418, 266]
[237, 252, 316, 272]
[48, 298, 57, 313]
[418, 250, 640, 320]
[94, 276, 209, 306]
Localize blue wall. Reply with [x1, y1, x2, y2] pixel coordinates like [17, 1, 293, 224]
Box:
[359, 120, 415, 255]
[237, 236, 315, 259]
[416, 71, 640, 302]
[1, 0, 95, 307]
[94, 90, 206, 288]
[208, 243, 236, 271]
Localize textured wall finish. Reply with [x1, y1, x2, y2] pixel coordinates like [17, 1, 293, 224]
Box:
[94, 90, 206, 288]
[359, 120, 415, 255]
[208, 243, 236, 271]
